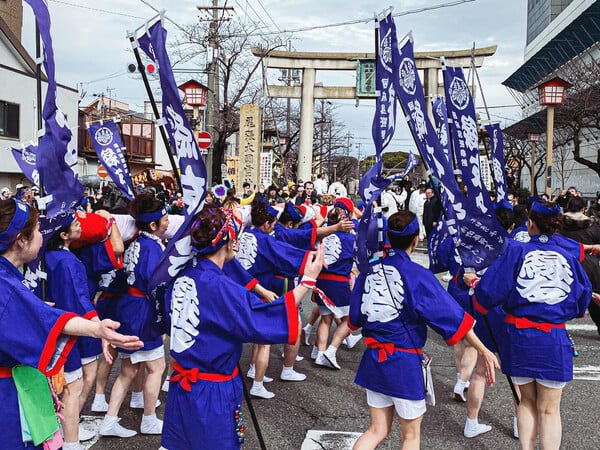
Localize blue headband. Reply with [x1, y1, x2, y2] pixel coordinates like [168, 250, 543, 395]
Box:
[493, 199, 513, 211]
[191, 208, 239, 255]
[0, 199, 30, 252]
[530, 200, 561, 216]
[135, 207, 167, 223]
[387, 215, 420, 237]
[285, 201, 302, 223]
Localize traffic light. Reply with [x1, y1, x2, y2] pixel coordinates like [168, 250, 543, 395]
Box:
[127, 62, 157, 74]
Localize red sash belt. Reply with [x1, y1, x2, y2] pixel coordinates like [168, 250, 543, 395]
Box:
[99, 291, 122, 299]
[0, 367, 12, 378]
[364, 337, 423, 363]
[317, 273, 350, 282]
[171, 361, 239, 392]
[128, 287, 146, 298]
[505, 314, 565, 333]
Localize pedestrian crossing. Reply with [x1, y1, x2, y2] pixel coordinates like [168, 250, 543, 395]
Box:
[301, 430, 362, 449]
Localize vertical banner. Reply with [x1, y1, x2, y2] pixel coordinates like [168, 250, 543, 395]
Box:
[259, 152, 273, 188]
[25, 0, 83, 216]
[137, 20, 207, 296]
[10, 144, 39, 186]
[484, 123, 508, 202]
[88, 120, 134, 200]
[355, 14, 397, 273]
[431, 97, 453, 166]
[238, 104, 262, 189]
[394, 31, 506, 270]
[442, 64, 493, 213]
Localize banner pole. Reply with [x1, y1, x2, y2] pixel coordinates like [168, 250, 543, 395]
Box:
[128, 32, 182, 192]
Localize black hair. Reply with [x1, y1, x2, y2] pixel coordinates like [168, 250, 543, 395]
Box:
[387, 211, 418, 250]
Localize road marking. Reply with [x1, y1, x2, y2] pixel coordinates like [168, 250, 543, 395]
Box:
[81, 415, 103, 449]
[567, 323, 598, 332]
[301, 430, 362, 449]
[573, 365, 600, 381]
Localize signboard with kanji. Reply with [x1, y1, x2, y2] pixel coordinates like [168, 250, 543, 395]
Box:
[237, 104, 262, 189]
[259, 152, 273, 188]
[356, 59, 376, 98]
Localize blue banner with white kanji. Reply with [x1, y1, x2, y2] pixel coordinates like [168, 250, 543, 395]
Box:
[88, 121, 134, 200]
[10, 144, 38, 186]
[137, 19, 208, 295]
[484, 123, 508, 202]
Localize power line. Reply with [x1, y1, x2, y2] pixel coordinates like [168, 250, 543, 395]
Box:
[48, 0, 146, 19]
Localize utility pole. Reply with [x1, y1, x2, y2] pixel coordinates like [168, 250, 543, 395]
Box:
[197, 1, 233, 185]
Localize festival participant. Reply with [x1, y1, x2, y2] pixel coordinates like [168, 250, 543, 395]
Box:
[44, 213, 103, 449]
[313, 205, 361, 369]
[99, 193, 168, 438]
[0, 198, 143, 450]
[161, 205, 325, 450]
[464, 200, 592, 450]
[350, 210, 498, 450]
[236, 200, 313, 396]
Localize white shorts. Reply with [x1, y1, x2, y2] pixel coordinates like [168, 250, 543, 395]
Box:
[81, 354, 100, 366]
[365, 389, 426, 420]
[64, 367, 83, 384]
[119, 345, 165, 364]
[511, 376, 566, 389]
[318, 305, 349, 319]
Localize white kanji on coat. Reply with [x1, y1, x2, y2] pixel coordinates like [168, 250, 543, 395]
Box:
[170, 276, 200, 353]
[361, 264, 404, 323]
[125, 241, 140, 285]
[99, 270, 117, 289]
[323, 234, 342, 266]
[517, 250, 573, 304]
[236, 232, 258, 270]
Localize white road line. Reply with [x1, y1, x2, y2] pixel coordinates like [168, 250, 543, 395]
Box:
[567, 323, 598, 332]
[573, 365, 600, 381]
[80, 415, 103, 449]
[301, 430, 362, 450]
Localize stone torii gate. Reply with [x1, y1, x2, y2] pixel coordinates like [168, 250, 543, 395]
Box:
[252, 45, 497, 183]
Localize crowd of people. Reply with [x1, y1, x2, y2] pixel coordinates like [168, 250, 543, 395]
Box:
[1, 172, 599, 450]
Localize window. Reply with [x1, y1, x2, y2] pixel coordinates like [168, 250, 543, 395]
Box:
[0, 100, 19, 139]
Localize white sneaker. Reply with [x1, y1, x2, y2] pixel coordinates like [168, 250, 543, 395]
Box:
[129, 396, 161, 409]
[344, 334, 363, 349]
[99, 417, 137, 438]
[91, 397, 109, 413]
[280, 353, 304, 361]
[140, 415, 163, 435]
[250, 385, 275, 399]
[246, 366, 273, 382]
[310, 346, 319, 360]
[280, 368, 307, 382]
[464, 421, 492, 438]
[162, 377, 170, 392]
[315, 353, 340, 370]
[79, 425, 96, 442]
[301, 326, 312, 346]
[453, 380, 467, 402]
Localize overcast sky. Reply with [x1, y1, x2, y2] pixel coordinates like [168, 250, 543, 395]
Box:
[21, 0, 528, 159]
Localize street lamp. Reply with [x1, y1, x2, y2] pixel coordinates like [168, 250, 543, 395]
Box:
[527, 133, 541, 195]
[536, 76, 572, 197]
[333, 163, 338, 183]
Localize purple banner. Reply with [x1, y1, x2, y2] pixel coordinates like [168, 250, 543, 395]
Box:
[25, 0, 83, 216]
[431, 97, 452, 166]
[443, 65, 492, 214]
[355, 14, 397, 273]
[484, 123, 508, 202]
[10, 144, 38, 186]
[387, 151, 419, 181]
[394, 33, 506, 270]
[137, 20, 207, 295]
[88, 121, 134, 200]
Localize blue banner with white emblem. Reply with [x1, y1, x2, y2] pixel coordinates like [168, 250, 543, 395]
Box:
[88, 121, 134, 200]
[484, 123, 508, 203]
[10, 144, 39, 186]
[136, 19, 208, 298]
[25, 0, 83, 216]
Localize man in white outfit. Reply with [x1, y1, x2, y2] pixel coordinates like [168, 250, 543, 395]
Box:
[408, 184, 427, 240]
[313, 173, 328, 196]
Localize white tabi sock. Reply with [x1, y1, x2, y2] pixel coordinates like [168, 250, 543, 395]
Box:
[94, 393, 106, 403]
[252, 380, 264, 390]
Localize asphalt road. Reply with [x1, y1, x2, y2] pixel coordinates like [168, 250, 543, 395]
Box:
[85, 250, 600, 449]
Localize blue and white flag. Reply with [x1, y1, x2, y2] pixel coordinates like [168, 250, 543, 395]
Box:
[10, 144, 39, 186]
[387, 151, 419, 181]
[427, 219, 451, 273]
[88, 121, 134, 200]
[443, 65, 493, 214]
[137, 20, 207, 295]
[431, 97, 452, 166]
[484, 123, 508, 202]
[25, 0, 83, 216]
[355, 14, 397, 273]
[394, 33, 506, 270]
